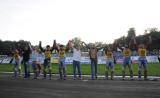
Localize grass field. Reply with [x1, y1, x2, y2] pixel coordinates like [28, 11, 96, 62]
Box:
[0, 63, 160, 76]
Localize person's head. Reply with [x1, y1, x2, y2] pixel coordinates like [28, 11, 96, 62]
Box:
[139, 44, 144, 49]
[34, 46, 39, 51]
[38, 49, 42, 54]
[46, 45, 50, 51]
[60, 45, 64, 51]
[14, 49, 18, 53]
[125, 45, 129, 49]
[75, 45, 80, 51]
[32, 46, 36, 50]
[24, 46, 28, 50]
[108, 47, 111, 51]
[92, 44, 96, 49]
[141, 44, 145, 49]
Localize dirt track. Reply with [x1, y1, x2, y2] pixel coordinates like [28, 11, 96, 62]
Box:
[0, 74, 160, 98]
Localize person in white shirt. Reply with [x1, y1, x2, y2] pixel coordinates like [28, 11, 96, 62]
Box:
[71, 42, 82, 80]
[37, 50, 44, 76]
[31, 46, 39, 79]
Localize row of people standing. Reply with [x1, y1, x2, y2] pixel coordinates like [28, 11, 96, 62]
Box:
[12, 40, 149, 80]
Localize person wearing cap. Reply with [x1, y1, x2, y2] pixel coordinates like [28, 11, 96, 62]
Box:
[122, 45, 133, 80]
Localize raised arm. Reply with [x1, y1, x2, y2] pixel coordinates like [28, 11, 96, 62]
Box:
[28, 42, 33, 51]
[82, 42, 90, 49]
[145, 36, 152, 50]
[129, 36, 138, 50]
[96, 44, 106, 51]
[39, 41, 45, 52]
[65, 40, 72, 52]
[50, 40, 56, 52]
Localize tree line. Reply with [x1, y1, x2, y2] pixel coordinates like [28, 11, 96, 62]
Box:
[0, 28, 160, 55]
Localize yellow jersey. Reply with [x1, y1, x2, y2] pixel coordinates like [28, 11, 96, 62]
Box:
[44, 50, 51, 59]
[106, 51, 113, 59]
[123, 49, 131, 57]
[138, 48, 147, 57]
[14, 53, 20, 60]
[57, 50, 66, 58]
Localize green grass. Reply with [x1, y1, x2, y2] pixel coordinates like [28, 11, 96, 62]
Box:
[0, 63, 160, 76]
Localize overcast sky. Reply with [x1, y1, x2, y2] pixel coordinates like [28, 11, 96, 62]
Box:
[0, 0, 160, 46]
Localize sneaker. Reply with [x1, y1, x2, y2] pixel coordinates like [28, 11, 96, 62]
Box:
[43, 77, 47, 80]
[105, 77, 108, 80]
[24, 76, 28, 78]
[58, 77, 62, 80]
[63, 77, 66, 80]
[79, 77, 82, 80]
[91, 78, 95, 80]
[18, 74, 22, 77]
[95, 76, 98, 80]
[130, 77, 134, 81]
[138, 78, 142, 81]
[144, 78, 149, 81]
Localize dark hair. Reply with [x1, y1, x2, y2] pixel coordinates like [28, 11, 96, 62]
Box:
[125, 45, 128, 48]
[46, 45, 50, 48]
[60, 45, 64, 47]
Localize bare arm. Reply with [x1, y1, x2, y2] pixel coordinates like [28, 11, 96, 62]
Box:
[82, 42, 90, 49]
[65, 40, 72, 52]
[39, 41, 45, 52]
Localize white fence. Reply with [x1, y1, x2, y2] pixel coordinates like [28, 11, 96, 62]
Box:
[0, 55, 159, 64]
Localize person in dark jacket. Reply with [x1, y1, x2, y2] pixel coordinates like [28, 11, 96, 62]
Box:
[22, 45, 31, 78]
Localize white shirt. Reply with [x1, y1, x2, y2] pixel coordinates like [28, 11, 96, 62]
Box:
[37, 53, 44, 64]
[31, 50, 39, 61]
[73, 48, 81, 62]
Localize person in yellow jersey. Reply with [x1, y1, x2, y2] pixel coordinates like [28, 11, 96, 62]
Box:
[12, 49, 21, 78]
[104, 47, 114, 80]
[53, 40, 71, 80]
[138, 44, 148, 80]
[39, 41, 54, 80]
[122, 45, 133, 80]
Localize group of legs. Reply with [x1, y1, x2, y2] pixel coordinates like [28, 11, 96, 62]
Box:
[89, 57, 147, 80]
[13, 58, 148, 80]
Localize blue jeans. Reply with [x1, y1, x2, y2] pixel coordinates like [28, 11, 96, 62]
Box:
[90, 59, 97, 79]
[23, 61, 30, 77]
[122, 57, 133, 78]
[44, 58, 51, 70]
[138, 57, 147, 71]
[122, 57, 132, 71]
[13, 60, 20, 77]
[59, 58, 66, 79]
[59, 58, 66, 68]
[73, 60, 81, 78]
[106, 59, 114, 71]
